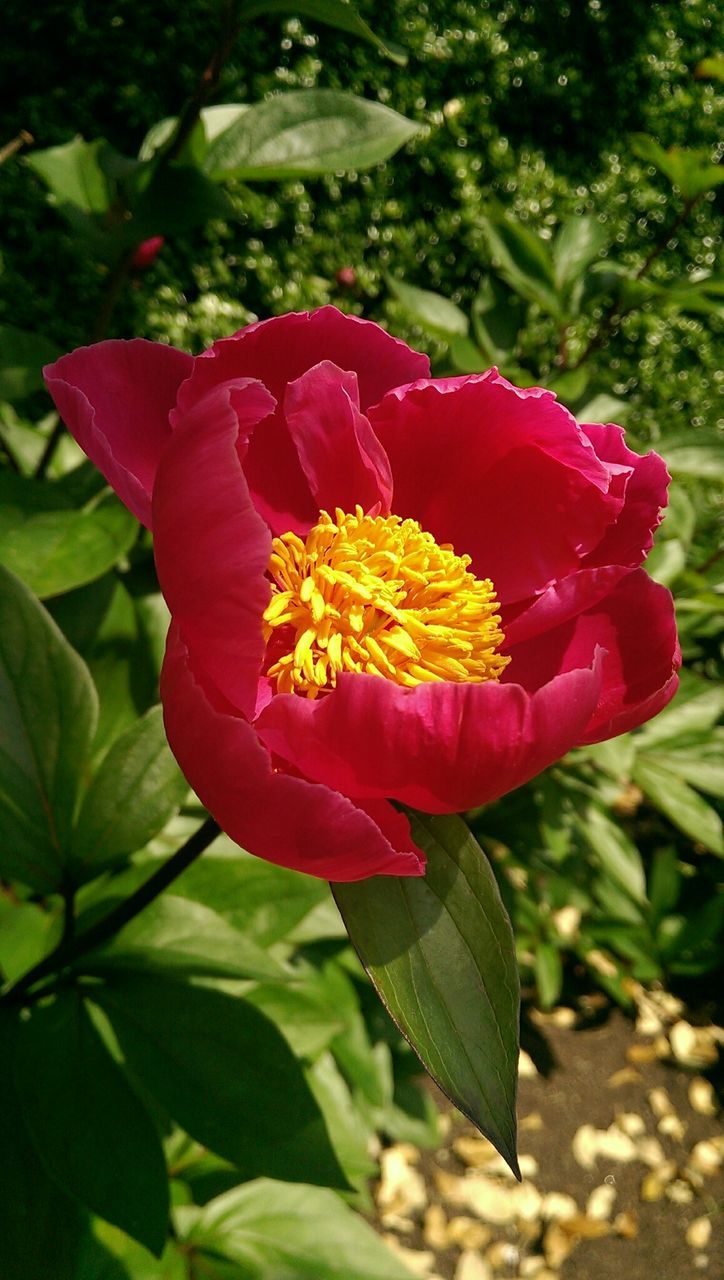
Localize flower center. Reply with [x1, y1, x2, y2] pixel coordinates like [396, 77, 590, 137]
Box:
[262, 506, 509, 698]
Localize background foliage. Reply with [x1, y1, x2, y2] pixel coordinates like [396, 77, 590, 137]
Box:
[0, 1, 721, 1277]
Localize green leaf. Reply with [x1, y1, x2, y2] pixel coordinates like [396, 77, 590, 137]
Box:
[634, 756, 724, 855]
[70, 705, 187, 878]
[694, 54, 724, 82]
[631, 133, 724, 200]
[334, 811, 519, 1174]
[204, 90, 419, 181]
[306, 1052, 378, 1188]
[244, 980, 346, 1059]
[645, 536, 686, 587]
[386, 275, 469, 337]
[573, 800, 647, 904]
[471, 275, 526, 362]
[26, 136, 113, 214]
[15, 991, 169, 1254]
[0, 899, 57, 984]
[92, 972, 347, 1188]
[534, 942, 563, 1010]
[86, 894, 286, 981]
[646, 735, 724, 799]
[0, 495, 138, 598]
[0, 325, 61, 402]
[552, 216, 607, 293]
[479, 213, 561, 318]
[0, 1010, 87, 1280]
[129, 166, 234, 239]
[0, 563, 97, 891]
[236, 0, 407, 64]
[636, 680, 724, 748]
[648, 847, 682, 924]
[186, 1179, 416, 1280]
[660, 436, 724, 481]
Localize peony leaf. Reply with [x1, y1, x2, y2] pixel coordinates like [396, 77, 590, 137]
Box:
[203, 89, 419, 181]
[333, 811, 520, 1175]
[237, 0, 408, 65]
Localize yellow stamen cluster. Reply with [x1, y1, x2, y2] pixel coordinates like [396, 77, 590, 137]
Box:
[263, 506, 510, 698]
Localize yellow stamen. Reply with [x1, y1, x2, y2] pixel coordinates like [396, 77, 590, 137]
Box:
[263, 505, 510, 698]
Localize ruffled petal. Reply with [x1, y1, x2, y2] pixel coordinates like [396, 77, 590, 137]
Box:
[503, 564, 630, 647]
[256, 661, 602, 814]
[172, 307, 429, 535]
[505, 568, 680, 743]
[44, 339, 193, 527]
[161, 626, 425, 880]
[284, 361, 393, 515]
[580, 424, 670, 569]
[369, 370, 623, 605]
[152, 378, 276, 719]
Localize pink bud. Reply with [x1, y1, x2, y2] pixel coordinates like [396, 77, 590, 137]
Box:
[335, 267, 357, 289]
[131, 236, 165, 270]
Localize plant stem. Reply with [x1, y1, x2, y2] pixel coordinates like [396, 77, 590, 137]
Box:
[163, 0, 241, 165]
[0, 816, 220, 1006]
[0, 128, 33, 167]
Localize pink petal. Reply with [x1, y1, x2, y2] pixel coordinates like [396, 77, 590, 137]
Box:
[285, 361, 393, 515]
[506, 568, 680, 743]
[172, 307, 429, 534]
[256, 661, 602, 814]
[580, 424, 670, 569]
[161, 626, 425, 881]
[369, 370, 623, 605]
[504, 564, 630, 647]
[44, 340, 193, 527]
[152, 378, 276, 719]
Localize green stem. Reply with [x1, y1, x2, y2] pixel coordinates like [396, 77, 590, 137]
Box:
[0, 816, 220, 1006]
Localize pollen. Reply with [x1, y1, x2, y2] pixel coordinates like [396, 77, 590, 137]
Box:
[262, 506, 510, 698]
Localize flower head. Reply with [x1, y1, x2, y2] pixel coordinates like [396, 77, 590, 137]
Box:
[44, 308, 680, 881]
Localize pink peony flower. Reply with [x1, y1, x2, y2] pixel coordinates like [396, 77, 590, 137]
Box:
[44, 308, 679, 881]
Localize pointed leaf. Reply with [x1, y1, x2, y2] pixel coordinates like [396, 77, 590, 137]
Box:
[0, 564, 97, 891]
[0, 496, 138, 599]
[386, 275, 469, 337]
[553, 216, 607, 292]
[26, 136, 113, 214]
[237, 0, 407, 64]
[0, 325, 61, 402]
[204, 90, 419, 181]
[15, 991, 169, 1254]
[333, 811, 519, 1174]
[480, 214, 561, 318]
[633, 757, 724, 855]
[92, 972, 347, 1188]
[187, 1179, 416, 1280]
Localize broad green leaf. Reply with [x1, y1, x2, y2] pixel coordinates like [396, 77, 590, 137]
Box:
[645, 536, 686, 587]
[173, 839, 329, 944]
[448, 334, 490, 373]
[137, 117, 207, 166]
[306, 1052, 378, 1188]
[129, 166, 233, 239]
[471, 275, 526, 362]
[236, 0, 407, 64]
[86, 894, 285, 981]
[244, 980, 346, 1059]
[0, 563, 97, 891]
[552, 216, 607, 292]
[634, 756, 724, 855]
[0, 495, 138, 598]
[186, 1179, 416, 1280]
[648, 847, 682, 924]
[26, 136, 112, 213]
[70, 705, 187, 877]
[534, 942, 563, 1010]
[0, 899, 57, 983]
[0, 325, 61, 401]
[15, 991, 169, 1254]
[546, 366, 590, 406]
[0, 1010, 87, 1280]
[386, 275, 469, 337]
[660, 438, 724, 481]
[334, 811, 520, 1174]
[479, 213, 561, 318]
[647, 735, 724, 798]
[204, 90, 419, 181]
[573, 800, 647, 904]
[636, 680, 724, 748]
[694, 54, 724, 81]
[631, 133, 724, 199]
[93, 972, 347, 1188]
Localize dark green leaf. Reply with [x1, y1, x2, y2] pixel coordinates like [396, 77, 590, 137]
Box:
[534, 942, 563, 1010]
[634, 757, 723, 855]
[204, 90, 419, 181]
[648, 847, 682, 924]
[244, 979, 346, 1059]
[70, 705, 187, 878]
[334, 811, 520, 1174]
[0, 495, 138, 598]
[0, 899, 57, 983]
[15, 991, 169, 1254]
[0, 563, 97, 891]
[85, 894, 285, 981]
[0, 325, 61, 401]
[479, 213, 561, 318]
[552, 216, 607, 293]
[631, 133, 724, 199]
[0, 1010, 87, 1280]
[129, 166, 234, 239]
[636, 680, 724, 748]
[572, 800, 647, 904]
[237, 0, 407, 64]
[187, 1179, 416, 1280]
[92, 972, 347, 1188]
[306, 1052, 378, 1187]
[386, 275, 469, 337]
[471, 275, 526, 361]
[26, 136, 113, 214]
[646, 735, 724, 798]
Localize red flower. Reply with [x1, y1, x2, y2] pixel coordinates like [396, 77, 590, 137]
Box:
[44, 308, 679, 881]
[131, 236, 165, 270]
